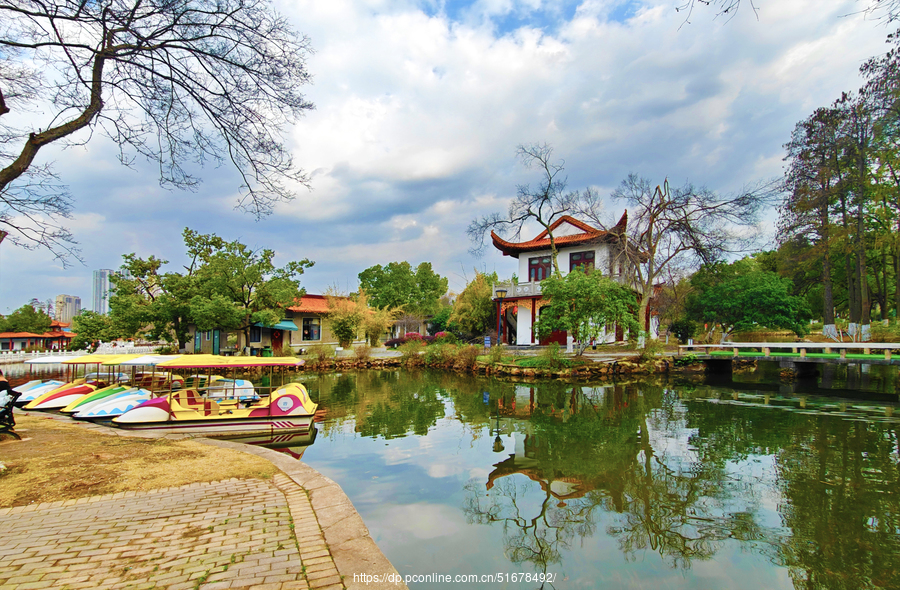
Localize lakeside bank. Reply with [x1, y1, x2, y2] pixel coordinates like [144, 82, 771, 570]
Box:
[0, 412, 407, 590]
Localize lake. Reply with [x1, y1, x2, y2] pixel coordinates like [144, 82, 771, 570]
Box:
[292, 369, 900, 590]
[8, 362, 899, 589]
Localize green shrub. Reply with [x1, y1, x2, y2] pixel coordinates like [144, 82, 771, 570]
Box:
[433, 331, 458, 345]
[487, 344, 507, 364]
[674, 353, 700, 367]
[273, 344, 295, 357]
[870, 321, 900, 343]
[452, 345, 480, 371]
[516, 343, 571, 369]
[668, 318, 698, 344]
[354, 344, 372, 361]
[637, 336, 665, 363]
[398, 340, 426, 366]
[306, 344, 333, 363]
[423, 343, 455, 366]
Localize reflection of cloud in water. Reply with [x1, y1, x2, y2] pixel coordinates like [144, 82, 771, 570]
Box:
[468, 467, 490, 481]
[381, 503, 463, 539]
[427, 462, 464, 478]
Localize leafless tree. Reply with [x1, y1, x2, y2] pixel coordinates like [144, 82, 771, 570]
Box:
[0, 0, 314, 263]
[577, 174, 774, 335]
[468, 142, 579, 278]
[676, 0, 900, 25]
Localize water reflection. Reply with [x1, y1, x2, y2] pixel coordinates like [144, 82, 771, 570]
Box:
[295, 370, 900, 589]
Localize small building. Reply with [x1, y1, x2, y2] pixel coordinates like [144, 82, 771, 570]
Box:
[0, 321, 76, 351]
[286, 294, 356, 349]
[490, 213, 643, 346]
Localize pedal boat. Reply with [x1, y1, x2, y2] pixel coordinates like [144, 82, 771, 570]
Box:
[112, 355, 313, 435]
[73, 387, 153, 419]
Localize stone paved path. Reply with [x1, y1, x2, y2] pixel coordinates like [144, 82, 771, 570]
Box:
[0, 474, 343, 590]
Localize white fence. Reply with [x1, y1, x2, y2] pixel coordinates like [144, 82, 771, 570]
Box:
[0, 345, 162, 364]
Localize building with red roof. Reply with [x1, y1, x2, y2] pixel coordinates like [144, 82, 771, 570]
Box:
[491, 213, 652, 346]
[0, 320, 76, 351]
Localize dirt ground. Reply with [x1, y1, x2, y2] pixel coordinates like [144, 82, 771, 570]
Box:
[0, 412, 277, 508]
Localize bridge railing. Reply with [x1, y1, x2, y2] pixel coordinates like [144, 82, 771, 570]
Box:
[678, 342, 899, 361]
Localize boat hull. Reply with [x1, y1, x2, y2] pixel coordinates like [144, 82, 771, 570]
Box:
[111, 382, 317, 435]
[111, 415, 314, 435]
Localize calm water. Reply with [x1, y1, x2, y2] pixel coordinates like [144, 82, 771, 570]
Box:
[291, 370, 900, 590]
[9, 363, 900, 589]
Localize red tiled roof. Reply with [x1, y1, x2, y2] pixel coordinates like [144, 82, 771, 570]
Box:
[0, 332, 45, 338]
[491, 213, 627, 257]
[40, 332, 75, 339]
[288, 294, 329, 314]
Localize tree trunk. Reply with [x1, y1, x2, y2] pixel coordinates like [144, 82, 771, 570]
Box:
[856, 195, 871, 340]
[820, 201, 837, 340]
[839, 190, 859, 337]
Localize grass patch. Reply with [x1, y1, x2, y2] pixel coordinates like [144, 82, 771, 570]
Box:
[0, 414, 277, 508]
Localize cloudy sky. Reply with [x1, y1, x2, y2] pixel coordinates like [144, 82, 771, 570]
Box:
[0, 0, 893, 314]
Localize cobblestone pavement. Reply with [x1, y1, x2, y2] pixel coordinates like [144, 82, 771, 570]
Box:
[0, 473, 343, 590]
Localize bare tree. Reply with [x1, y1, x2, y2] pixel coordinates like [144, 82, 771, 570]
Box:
[0, 0, 314, 262]
[676, 0, 900, 24]
[577, 174, 773, 336]
[467, 143, 579, 278]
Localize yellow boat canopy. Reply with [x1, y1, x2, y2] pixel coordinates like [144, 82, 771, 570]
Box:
[156, 355, 304, 369]
[61, 353, 147, 365]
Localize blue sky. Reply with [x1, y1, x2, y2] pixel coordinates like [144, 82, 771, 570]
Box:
[0, 0, 893, 314]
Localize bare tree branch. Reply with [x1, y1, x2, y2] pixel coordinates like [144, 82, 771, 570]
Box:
[0, 0, 314, 260]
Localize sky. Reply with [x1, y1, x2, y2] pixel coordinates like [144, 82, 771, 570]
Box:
[0, 0, 894, 314]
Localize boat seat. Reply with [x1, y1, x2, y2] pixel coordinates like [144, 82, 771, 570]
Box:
[173, 389, 204, 409]
[203, 399, 220, 417]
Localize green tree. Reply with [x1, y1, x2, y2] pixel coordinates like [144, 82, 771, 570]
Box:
[70, 311, 117, 350]
[189, 230, 313, 347]
[357, 290, 401, 346]
[448, 271, 498, 336]
[325, 290, 363, 348]
[109, 254, 200, 348]
[0, 302, 52, 334]
[357, 261, 448, 316]
[534, 267, 640, 356]
[686, 261, 812, 339]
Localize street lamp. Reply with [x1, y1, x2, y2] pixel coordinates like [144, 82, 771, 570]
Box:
[495, 287, 507, 346]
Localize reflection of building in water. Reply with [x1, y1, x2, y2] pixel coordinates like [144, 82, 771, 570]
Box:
[497, 384, 616, 419]
[487, 434, 591, 502]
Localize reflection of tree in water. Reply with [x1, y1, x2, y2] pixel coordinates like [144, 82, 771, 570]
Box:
[463, 477, 604, 573]
[464, 381, 784, 572]
[312, 370, 448, 439]
[773, 418, 900, 590]
[680, 394, 900, 588]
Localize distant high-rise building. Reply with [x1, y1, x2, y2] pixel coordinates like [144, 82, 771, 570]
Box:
[92, 269, 113, 315]
[54, 294, 81, 323]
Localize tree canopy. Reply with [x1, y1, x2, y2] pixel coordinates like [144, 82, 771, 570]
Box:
[357, 261, 448, 317]
[109, 228, 312, 348]
[448, 271, 499, 337]
[685, 260, 812, 340]
[0, 0, 314, 261]
[0, 301, 52, 333]
[534, 267, 640, 356]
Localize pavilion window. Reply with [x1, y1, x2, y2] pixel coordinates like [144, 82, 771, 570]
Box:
[529, 256, 552, 281]
[569, 251, 595, 272]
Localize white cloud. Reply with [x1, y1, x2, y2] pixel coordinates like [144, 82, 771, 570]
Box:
[1, 0, 890, 310]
